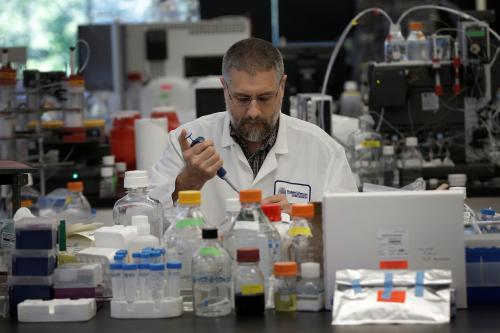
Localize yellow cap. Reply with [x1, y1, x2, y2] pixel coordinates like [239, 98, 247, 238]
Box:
[240, 189, 262, 203]
[291, 203, 314, 218]
[178, 190, 201, 204]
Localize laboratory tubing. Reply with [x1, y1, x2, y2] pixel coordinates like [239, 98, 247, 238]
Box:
[234, 248, 265, 316]
[138, 263, 151, 300]
[274, 262, 298, 312]
[286, 203, 317, 269]
[110, 263, 124, 300]
[296, 262, 324, 312]
[149, 263, 165, 301]
[192, 228, 232, 317]
[122, 264, 138, 303]
[167, 261, 182, 298]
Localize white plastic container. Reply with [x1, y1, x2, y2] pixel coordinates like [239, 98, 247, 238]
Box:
[128, 215, 160, 253]
[18, 298, 96, 322]
[94, 225, 138, 249]
[110, 297, 183, 319]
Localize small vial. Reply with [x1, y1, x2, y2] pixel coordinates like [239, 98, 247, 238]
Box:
[150, 263, 165, 300]
[151, 250, 162, 264]
[123, 263, 138, 302]
[167, 261, 182, 298]
[274, 262, 298, 312]
[110, 263, 124, 300]
[132, 252, 142, 264]
[138, 263, 151, 300]
[114, 254, 125, 263]
[296, 262, 324, 312]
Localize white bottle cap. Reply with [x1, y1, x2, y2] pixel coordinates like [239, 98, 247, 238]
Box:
[405, 137, 418, 147]
[124, 170, 149, 188]
[448, 173, 467, 187]
[344, 80, 358, 92]
[301, 262, 320, 279]
[102, 155, 115, 166]
[115, 162, 127, 172]
[449, 186, 467, 199]
[131, 215, 150, 235]
[225, 198, 241, 213]
[382, 145, 394, 155]
[101, 167, 114, 178]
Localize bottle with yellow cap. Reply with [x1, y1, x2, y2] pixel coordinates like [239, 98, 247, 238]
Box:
[286, 203, 317, 269]
[223, 189, 280, 301]
[59, 181, 92, 225]
[162, 190, 208, 311]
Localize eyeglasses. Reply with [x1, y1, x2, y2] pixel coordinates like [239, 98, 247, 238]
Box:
[223, 76, 283, 109]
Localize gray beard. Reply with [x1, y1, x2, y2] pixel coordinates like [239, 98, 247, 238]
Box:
[229, 110, 280, 142]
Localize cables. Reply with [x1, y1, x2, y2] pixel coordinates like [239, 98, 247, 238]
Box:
[75, 39, 90, 74]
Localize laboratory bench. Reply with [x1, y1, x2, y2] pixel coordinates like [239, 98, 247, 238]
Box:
[1, 303, 500, 332]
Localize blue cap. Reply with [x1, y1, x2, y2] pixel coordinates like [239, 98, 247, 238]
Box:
[151, 250, 161, 258]
[132, 252, 142, 258]
[116, 249, 128, 255]
[481, 208, 496, 216]
[113, 254, 125, 261]
[122, 263, 138, 271]
[143, 247, 154, 252]
[138, 263, 150, 270]
[149, 263, 165, 271]
[160, 248, 166, 255]
[166, 261, 182, 269]
[140, 252, 151, 259]
[110, 263, 123, 270]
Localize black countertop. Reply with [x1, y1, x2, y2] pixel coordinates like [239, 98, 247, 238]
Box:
[2, 304, 500, 333]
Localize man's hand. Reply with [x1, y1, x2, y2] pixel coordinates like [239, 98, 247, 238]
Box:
[173, 129, 224, 200]
[261, 194, 290, 214]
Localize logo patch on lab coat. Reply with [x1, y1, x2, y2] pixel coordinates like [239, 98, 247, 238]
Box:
[274, 180, 311, 203]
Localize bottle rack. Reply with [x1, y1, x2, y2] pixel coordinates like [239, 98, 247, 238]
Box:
[110, 297, 183, 319]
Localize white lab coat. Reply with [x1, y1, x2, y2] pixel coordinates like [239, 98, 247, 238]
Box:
[149, 111, 357, 226]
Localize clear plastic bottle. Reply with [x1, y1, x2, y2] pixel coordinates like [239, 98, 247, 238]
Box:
[162, 190, 208, 310]
[381, 145, 400, 187]
[274, 262, 298, 312]
[384, 24, 407, 62]
[123, 263, 138, 303]
[339, 81, 363, 118]
[149, 263, 165, 301]
[192, 228, 232, 317]
[223, 189, 278, 287]
[128, 215, 160, 253]
[59, 181, 92, 225]
[296, 262, 324, 312]
[138, 262, 151, 300]
[401, 137, 424, 186]
[113, 170, 164, 240]
[406, 22, 430, 61]
[286, 203, 319, 269]
[234, 248, 265, 316]
[218, 198, 241, 242]
[348, 115, 383, 188]
[261, 203, 288, 261]
[99, 167, 115, 198]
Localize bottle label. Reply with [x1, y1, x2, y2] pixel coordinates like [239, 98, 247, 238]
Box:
[288, 226, 312, 237]
[199, 247, 223, 257]
[362, 140, 381, 148]
[193, 275, 231, 284]
[234, 221, 259, 231]
[176, 218, 204, 229]
[241, 284, 264, 295]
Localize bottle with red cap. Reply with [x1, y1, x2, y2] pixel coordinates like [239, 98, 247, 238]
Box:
[286, 203, 317, 269]
[261, 203, 288, 262]
[234, 248, 265, 316]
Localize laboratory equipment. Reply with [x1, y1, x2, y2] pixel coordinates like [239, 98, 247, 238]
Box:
[111, 263, 124, 300]
[167, 261, 182, 298]
[286, 203, 318, 269]
[234, 248, 265, 316]
[401, 137, 424, 186]
[218, 198, 241, 241]
[296, 262, 323, 312]
[94, 225, 138, 249]
[14, 217, 56, 250]
[123, 263, 138, 303]
[381, 145, 399, 187]
[59, 181, 92, 225]
[149, 263, 165, 301]
[99, 167, 115, 198]
[406, 22, 430, 61]
[273, 262, 298, 312]
[128, 215, 160, 253]
[295, 93, 333, 135]
[8, 276, 53, 319]
[162, 190, 207, 310]
[187, 134, 239, 193]
[53, 263, 102, 299]
[11, 249, 56, 276]
[339, 81, 363, 118]
[384, 24, 407, 62]
[17, 298, 97, 323]
[192, 228, 232, 317]
[113, 170, 164, 240]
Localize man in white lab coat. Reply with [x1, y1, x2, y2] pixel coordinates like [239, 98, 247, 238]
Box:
[150, 38, 357, 226]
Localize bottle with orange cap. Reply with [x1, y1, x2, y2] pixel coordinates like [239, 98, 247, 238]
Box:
[59, 181, 92, 225]
[162, 190, 208, 311]
[286, 203, 317, 268]
[406, 21, 430, 61]
[273, 261, 298, 312]
[223, 189, 279, 293]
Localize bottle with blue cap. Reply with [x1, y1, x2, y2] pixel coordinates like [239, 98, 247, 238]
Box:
[132, 252, 142, 264]
[149, 263, 165, 301]
[167, 261, 182, 298]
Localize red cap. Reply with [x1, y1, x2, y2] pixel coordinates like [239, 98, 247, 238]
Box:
[261, 203, 281, 222]
[237, 248, 260, 262]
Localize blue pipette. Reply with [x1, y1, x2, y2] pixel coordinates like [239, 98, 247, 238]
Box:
[186, 134, 239, 193]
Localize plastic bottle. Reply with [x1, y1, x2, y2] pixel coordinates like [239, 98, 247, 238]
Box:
[261, 203, 288, 261]
[381, 145, 400, 187]
[113, 170, 164, 240]
[128, 215, 160, 253]
[223, 189, 278, 288]
[384, 24, 407, 62]
[349, 115, 383, 188]
[406, 22, 430, 61]
[192, 228, 232, 317]
[99, 167, 115, 198]
[102, 155, 117, 184]
[218, 198, 241, 242]
[274, 262, 298, 312]
[401, 137, 424, 186]
[234, 248, 265, 316]
[149, 263, 165, 301]
[167, 261, 182, 298]
[59, 181, 92, 225]
[296, 262, 324, 312]
[339, 81, 363, 118]
[286, 203, 317, 269]
[162, 190, 208, 310]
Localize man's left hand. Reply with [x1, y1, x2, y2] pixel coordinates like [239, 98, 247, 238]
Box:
[261, 194, 290, 214]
